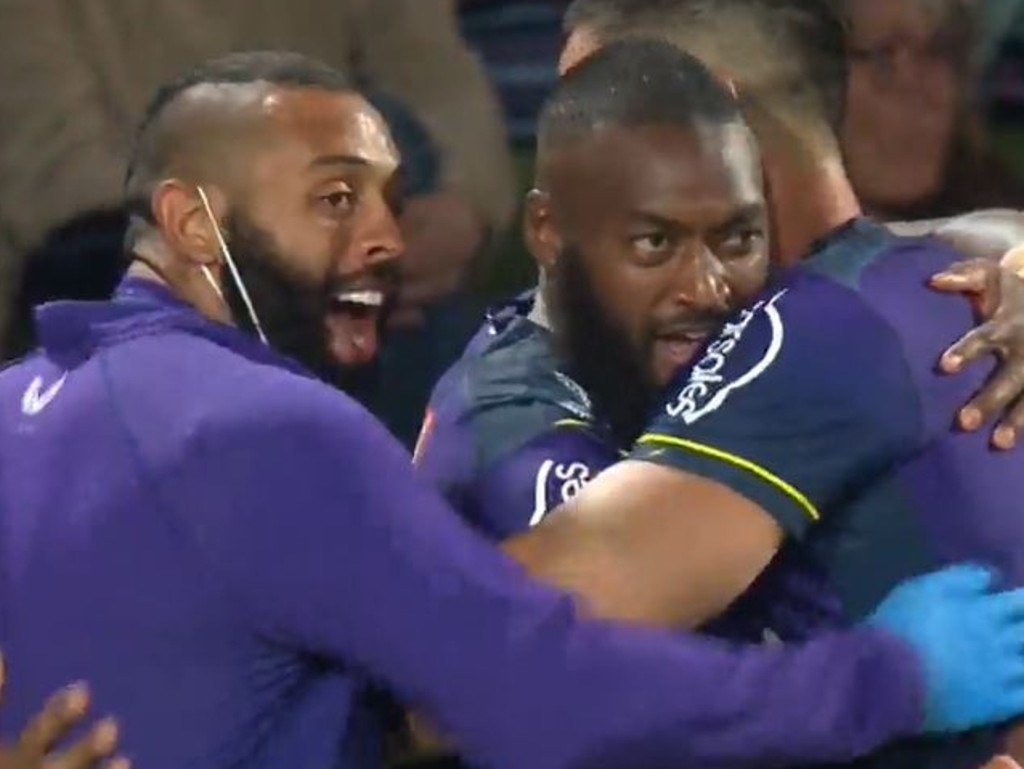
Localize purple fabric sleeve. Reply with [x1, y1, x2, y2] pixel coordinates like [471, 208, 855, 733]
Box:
[170, 377, 924, 769]
[471, 425, 619, 538]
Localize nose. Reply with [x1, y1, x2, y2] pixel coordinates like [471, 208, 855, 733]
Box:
[349, 193, 404, 272]
[674, 245, 732, 313]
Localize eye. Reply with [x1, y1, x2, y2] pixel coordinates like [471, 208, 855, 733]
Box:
[630, 232, 674, 265]
[317, 187, 357, 215]
[721, 227, 765, 257]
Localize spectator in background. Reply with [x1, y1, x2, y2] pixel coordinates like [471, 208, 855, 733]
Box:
[839, 0, 1024, 220]
[458, 0, 570, 147]
[0, 0, 515, 446]
[458, 0, 571, 303]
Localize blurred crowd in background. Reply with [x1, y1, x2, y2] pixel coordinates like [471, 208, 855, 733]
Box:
[4, 0, 1024, 447]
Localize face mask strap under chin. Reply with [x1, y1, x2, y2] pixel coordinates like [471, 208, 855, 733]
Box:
[195, 185, 269, 345]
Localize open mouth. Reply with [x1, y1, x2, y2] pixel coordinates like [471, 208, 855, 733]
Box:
[325, 288, 386, 367]
[652, 329, 712, 384]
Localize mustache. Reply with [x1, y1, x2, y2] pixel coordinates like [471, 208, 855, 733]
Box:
[330, 261, 400, 295]
[654, 313, 730, 338]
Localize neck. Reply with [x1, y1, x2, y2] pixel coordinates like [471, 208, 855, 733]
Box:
[763, 149, 862, 266]
[127, 246, 233, 326]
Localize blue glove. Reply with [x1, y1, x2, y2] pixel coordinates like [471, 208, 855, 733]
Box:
[867, 564, 1024, 734]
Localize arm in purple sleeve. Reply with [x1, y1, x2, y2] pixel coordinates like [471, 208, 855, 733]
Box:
[172, 379, 924, 769]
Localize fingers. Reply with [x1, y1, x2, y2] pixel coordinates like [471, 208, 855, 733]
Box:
[932, 258, 1003, 319]
[18, 683, 90, 757]
[46, 717, 121, 769]
[940, 325, 1003, 375]
[993, 398, 1024, 451]
[955, 365, 1024, 446]
[921, 563, 997, 595]
[931, 259, 994, 295]
[990, 584, 1024, 623]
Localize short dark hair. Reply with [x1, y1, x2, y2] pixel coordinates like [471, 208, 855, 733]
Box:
[563, 0, 677, 36]
[563, 0, 849, 138]
[539, 37, 743, 156]
[124, 50, 354, 222]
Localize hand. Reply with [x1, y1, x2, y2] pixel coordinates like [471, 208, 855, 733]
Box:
[389, 192, 485, 330]
[930, 259, 1024, 449]
[866, 565, 1024, 734]
[0, 657, 128, 769]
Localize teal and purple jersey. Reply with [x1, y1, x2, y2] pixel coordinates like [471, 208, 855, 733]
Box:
[415, 293, 623, 539]
[0, 275, 933, 769]
[634, 218, 1023, 766]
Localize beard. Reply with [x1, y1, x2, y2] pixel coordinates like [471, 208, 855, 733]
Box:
[220, 212, 391, 393]
[547, 244, 659, 446]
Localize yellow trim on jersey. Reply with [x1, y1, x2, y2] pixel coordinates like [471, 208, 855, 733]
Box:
[636, 433, 821, 522]
[554, 418, 591, 430]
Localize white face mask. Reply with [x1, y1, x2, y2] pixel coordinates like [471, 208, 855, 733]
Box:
[195, 185, 269, 345]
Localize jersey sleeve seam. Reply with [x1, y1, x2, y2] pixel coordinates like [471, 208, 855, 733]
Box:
[635, 432, 821, 522]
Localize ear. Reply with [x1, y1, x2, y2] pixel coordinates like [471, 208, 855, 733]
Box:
[151, 180, 224, 268]
[524, 188, 563, 272]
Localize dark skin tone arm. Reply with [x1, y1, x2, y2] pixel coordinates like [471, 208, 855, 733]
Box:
[406, 258, 1024, 753]
[505, 460, 779, 629]
[505, 258, 1024, 631]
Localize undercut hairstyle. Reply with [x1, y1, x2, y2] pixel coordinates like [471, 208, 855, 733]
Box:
[563, 0, 849, 142]
[538, 37, 743, 161]
[123, 50, 355, 250]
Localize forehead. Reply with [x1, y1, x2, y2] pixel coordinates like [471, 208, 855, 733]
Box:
[848, 0, 948, 38]
[257, 88, 400, 176]
[550, 122, 762, 222]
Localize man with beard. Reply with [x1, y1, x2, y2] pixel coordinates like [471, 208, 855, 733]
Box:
[414, 6, 1024, 546]
[14, 48, 1024, 769]
[472, 3, 1024, 767]
[409, 29, 1024, 765]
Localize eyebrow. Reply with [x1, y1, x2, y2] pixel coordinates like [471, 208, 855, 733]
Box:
[626, 202, 765, 234]
[715, 203, 766, 232]
[308, 154, 371, 169]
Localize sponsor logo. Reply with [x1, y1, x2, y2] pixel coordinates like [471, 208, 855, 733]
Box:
[666, 289, 788, 424]
[21, 373, 67, 416]
[530, 459, 592, 527]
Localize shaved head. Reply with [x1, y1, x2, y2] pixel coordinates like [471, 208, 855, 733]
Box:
[126, 82, 271, 208]
[561, 0, 849, 153]
[124, 51, 356, 245]
[121, 51, 403, 384]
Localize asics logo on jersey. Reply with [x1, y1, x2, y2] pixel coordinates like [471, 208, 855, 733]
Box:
[530, 459, 592, 526]
[666, 289, 788, 424]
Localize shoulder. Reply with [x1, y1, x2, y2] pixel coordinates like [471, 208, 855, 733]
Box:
[428, 314, 599, 467]
[657, 270, 919, 442]
[103, 329, 385, 466]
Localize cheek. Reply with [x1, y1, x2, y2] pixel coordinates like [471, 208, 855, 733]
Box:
[589, 264, 657, 338]
[728, 259, 771, 303]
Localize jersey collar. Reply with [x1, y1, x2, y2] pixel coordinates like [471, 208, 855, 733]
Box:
[34, 275, 312, 378]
